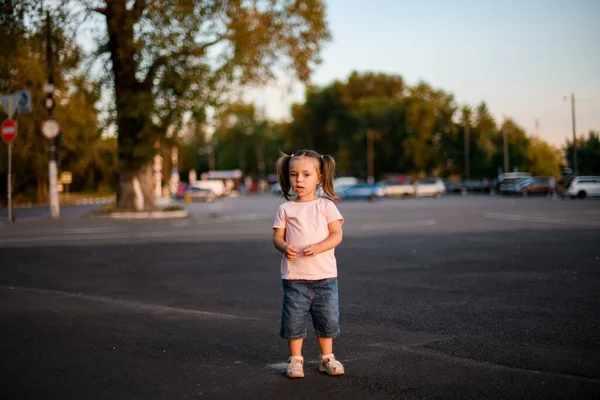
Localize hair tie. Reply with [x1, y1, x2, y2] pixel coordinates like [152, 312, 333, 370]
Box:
[290, 153, 294, 157]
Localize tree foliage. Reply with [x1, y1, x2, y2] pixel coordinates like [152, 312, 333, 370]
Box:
[0, 1, 113, 205]
[564, 131, 600, 175]
[272, 72, 560, 181]
[85, 0, 330, 209]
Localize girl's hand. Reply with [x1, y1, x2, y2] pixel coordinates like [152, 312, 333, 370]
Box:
[284, 245, 299, 261]
[303, 244, 321, 257]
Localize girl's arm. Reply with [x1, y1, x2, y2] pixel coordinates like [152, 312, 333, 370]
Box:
[274, 228, 299, 260]
[303, 220, 343, 256]
[273, 228, 288, 253]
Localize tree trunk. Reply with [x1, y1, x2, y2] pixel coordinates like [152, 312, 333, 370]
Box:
[117, 163, 155, 211]
[106, 0, 155, 211]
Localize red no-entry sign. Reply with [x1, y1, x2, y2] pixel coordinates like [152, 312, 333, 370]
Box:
[1, 119, 16, 143]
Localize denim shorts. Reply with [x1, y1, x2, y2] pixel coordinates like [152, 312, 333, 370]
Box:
[280, 277, 340, 340]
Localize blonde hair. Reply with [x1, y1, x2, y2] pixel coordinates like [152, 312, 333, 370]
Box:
[275, 149, 337, 201]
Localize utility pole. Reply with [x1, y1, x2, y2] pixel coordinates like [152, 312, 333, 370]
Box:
[570, 93, 578, 176]
[208, 146, 215, 171]
[45, 10, 59, 219]
[464, 122, 470, 180]
[503, 123, 509, 173]
[367, 129, 375, 184]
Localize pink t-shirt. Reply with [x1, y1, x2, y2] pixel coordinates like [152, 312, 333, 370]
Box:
[273, 198, 344, 280]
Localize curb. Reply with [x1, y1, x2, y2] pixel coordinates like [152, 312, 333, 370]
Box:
[91, 210, 189, 220]
[9, 197, 116, 208]
[75, 197, 115, 205]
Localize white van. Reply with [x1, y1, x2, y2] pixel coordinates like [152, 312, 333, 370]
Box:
[568, 176, 600, 199]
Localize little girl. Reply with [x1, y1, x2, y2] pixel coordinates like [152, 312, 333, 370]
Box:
[272, 149, 345, 378]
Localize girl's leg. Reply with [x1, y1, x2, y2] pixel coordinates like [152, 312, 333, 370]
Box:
[318, 336, 344, 375]
[317, 336, 333, 355]
[289, 338, 304, 357]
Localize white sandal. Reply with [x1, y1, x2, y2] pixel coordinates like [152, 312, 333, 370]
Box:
[287, 356, 304, 378]
[319, 354, 344, 376]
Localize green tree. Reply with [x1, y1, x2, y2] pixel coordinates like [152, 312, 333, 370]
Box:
[564, 131, 600, 175]
[213, 102, 259, 173]
[0, 3, 105, 204]
[56, 76, 117, 193]
[282, 71, 564, 182]
[526, 137, 561, 177]
[211, 102, 283, 177]
[403, 82, 456, 176]
[471, 102, 497, 178]
[494, 118, 531, 174]
[84, 0, 329, 210]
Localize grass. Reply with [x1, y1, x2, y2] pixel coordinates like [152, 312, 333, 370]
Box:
[91, 203, 185, 215]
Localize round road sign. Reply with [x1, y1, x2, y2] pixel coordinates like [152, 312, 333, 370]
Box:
[41, 119, 60, 139]
[1, 119, 17, 143]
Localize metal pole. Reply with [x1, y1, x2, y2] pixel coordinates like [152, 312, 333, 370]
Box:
[209, 146, 215, 171]
[367, 129, 374, 184]
[46, 10, 59, 219]
[503, 124, 509, 173]
[7, 142, 12, 223]
[464, 123, 470, 180]
[6, 99, 13, 223]
[571, 93, 578, 176]
[49, 151, 59, 218]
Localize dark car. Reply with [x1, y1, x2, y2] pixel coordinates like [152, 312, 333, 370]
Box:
[444, 180, 463, 193]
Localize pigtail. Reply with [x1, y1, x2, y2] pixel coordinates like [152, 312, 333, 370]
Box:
[320, 154, 338, 201]
[276, 151, 294, 200]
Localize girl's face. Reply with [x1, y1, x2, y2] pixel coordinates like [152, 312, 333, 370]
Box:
[289, 156, 321, 201]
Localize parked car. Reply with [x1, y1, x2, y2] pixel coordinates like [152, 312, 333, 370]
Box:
[462, 179, 483, 192]
[385, 177, 446, 198]
[338, 182, 386, 201]
[497, 172, 532, 192]
[414, 178, 446, 197]
[568, 176, 600, 199]
[271, 183, 282, 195]
[383, 175, 412, 198]
[502, 177, 550, 196]
[444, 180, 463, 193]
[192, 180, 226, 196]
[173, 186, 217, 202]
[384, 181, 415, 197]
[334, 177, 359, 189]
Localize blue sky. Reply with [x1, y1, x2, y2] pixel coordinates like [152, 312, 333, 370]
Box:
[249, 0, 600, 146]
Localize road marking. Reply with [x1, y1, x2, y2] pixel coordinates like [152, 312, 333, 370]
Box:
[171, 220, 191, 227]
[485, 213, 600, 226]
[0, 218, 437, 246]
[357, 219, 436, 231]
[0, 226, 120, 237]
[0, 226, 272, 245]
[211, 213, 271, 223]
[1, 286, 259, 321]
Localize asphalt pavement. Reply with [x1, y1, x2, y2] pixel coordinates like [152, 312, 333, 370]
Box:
[0, 195, 599, 399]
